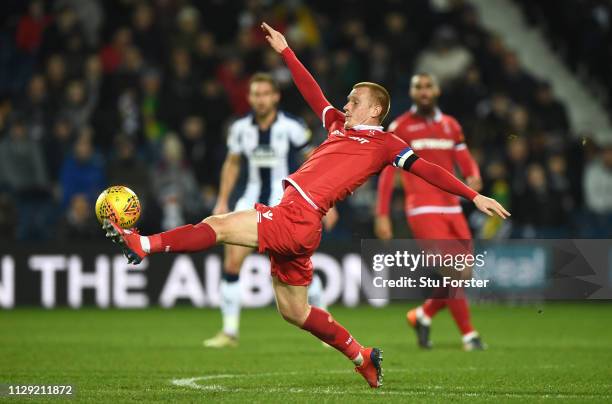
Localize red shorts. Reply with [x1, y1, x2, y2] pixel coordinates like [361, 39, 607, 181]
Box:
[255, 187, 323, 286]
[408, 212, 473, 255]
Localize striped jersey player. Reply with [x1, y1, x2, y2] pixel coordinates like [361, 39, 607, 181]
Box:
[227, 109, 310, 211]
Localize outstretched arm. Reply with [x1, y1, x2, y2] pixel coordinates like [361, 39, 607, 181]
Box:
[393, 147, 510, 219]
[261, 22, 332, 122]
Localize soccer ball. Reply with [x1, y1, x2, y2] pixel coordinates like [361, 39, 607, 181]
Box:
[95, 186, 141, 229]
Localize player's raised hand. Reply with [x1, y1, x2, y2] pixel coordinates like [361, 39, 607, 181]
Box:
[473, 194, 510, 219]
[261, 22, 288, 53]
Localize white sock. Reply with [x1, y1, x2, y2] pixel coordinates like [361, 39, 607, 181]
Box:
[140, 236, 150, 254]
[416, 306, 432, 326]
[308, 274, 326, 310]
[352, 352, 363, 366]
[462, 331, 479, 343]
[220, 279, 241, 337]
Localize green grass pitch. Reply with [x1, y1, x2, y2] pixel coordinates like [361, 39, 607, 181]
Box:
[1, 303, 611, 403]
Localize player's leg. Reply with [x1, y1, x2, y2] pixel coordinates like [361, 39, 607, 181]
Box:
[204, 244, 254, 348]
[408, 214, 453, 322]
[405, 214, 452, 348]
[103, 209, 258, 264]
[445, 216, 485, 351]
[272, 276, 384, 387]
[306, 274, 330, 347]
[271, 276, 311, 326]
[270, 257, 383, 388]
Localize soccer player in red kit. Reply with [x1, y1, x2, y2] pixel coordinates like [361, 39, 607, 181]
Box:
[102, 23, 509, 388]
[375, 73, 485, 351]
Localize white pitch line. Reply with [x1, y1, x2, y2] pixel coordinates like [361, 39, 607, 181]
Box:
[170, 369, 611, 399]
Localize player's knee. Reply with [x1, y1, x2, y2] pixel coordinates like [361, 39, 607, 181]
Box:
[277, 303, 308, 326]
[202, 215, 227, 242]
[279, 309, 301, 326]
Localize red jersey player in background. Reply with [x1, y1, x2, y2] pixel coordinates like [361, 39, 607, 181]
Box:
[375, 73, 485, 351]
[102, 23, 508, 388]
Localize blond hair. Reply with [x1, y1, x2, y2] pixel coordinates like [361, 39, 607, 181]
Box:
[249, 72, 280, 93]
[353, 82, 391, 123]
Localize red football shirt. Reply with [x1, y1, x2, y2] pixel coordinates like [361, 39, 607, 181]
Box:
[285, 110, 411, 213]
[280, 47, 478, 215]
[376, 107, 480, 216]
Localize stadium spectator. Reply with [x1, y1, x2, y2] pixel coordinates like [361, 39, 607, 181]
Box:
[0, 116, 52, 240]
[172, 6, 201, 52]
[0, 116, 48, 192]
[83, 54, 104, 139]
[473, 92, 513, 151]
[380, 11, 417, 78]
[162, 48, 200, 129]
[180, 115, 208, 186]
[59, 131, 106, 209]
[59, 80, 97, 132]
[513, 163, 569, 237]
[139, 68, 166, 147]
[44, 54, 67, 109]
[42, 5, 82, 58]
[531, 82, 570, 136]
[44, 117, 74, 183]
[216, 55, 251, 115]
[15, 1, 50, 55]
[193, 32, 220, 78]
[0, 99, 12, 135]
[56, 193, 99, 240]
[0, 192, 17, 240]
[445, 65, 488, 127]
[196, 79, 232, 182]
[15, 74, 49, 141]
[414, 26, 473, 88]
[54, 0, 104, 48]
[151, 133, 203, 230]
[506, 136, 529, 210]
[507, 106, 533, 139]
[131, 2, 164, 64]
[99, 27, 132, 74]
[497, 51, 537, 104]
[582, 143, 612, 237]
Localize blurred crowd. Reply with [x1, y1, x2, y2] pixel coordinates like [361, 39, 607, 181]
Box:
[515, 0, 612, 117]
[0, 0, 611, 242]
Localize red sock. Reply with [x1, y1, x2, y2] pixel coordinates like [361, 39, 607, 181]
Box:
[149, 223, 217, 253]
[446, 288, 474, 335]
[422, 298, 446, 318]
[301, 306, 362, 360]
[422, 287, 448, 317]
